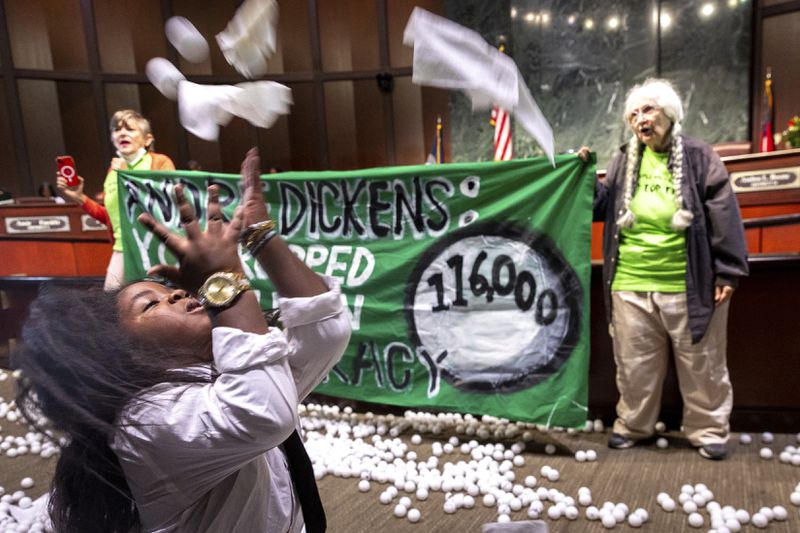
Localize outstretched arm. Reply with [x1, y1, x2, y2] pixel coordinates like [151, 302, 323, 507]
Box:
[237, 148, 351, 397]
[239, 148, 328, 298]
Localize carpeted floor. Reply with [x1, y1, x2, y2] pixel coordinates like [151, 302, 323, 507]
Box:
[319, 429, 799, 532]
[1, 375, 797, 532]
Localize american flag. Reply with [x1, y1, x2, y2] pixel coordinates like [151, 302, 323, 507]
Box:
[425, 116, 443, 164]
[490, 43, 512, 161]
[491, 106, 512, 161]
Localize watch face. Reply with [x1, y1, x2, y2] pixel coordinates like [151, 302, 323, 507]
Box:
[207, 279, 235, 304]
[200, 273, 248, 308]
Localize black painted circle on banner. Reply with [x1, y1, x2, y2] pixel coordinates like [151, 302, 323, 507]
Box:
[405, 221, 583, 394]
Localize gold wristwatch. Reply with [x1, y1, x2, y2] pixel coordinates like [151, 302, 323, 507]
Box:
[197, 272, 251, 309]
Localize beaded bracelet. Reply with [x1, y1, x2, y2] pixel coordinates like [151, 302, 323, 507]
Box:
[248, 228, 278, 256]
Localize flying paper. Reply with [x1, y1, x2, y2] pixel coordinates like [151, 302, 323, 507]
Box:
[165, 17, 210, 64]
[216, 0, 278, 79]
[178, 80, 292, 141]
[147, 0, 289, 141]
[403, 8, 554, 164]
[220, 82, 292, 129]
[145, 58, 185, 101]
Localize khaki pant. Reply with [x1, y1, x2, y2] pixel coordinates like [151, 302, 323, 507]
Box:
[611, 291, 732, 446]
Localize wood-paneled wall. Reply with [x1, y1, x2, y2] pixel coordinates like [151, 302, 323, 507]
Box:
[1, 1, 798, 199]
[0, 0, 450, 198]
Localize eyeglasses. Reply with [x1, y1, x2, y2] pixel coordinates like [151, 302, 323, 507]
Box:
[627, 104, 661, 124]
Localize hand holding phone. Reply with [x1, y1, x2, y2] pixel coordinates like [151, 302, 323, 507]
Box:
[56, 156, 79, 187]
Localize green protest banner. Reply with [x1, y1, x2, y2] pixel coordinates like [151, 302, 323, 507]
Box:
[118, 155, 595, 426]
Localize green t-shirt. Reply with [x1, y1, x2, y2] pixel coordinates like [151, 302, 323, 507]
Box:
[104, 153, 153, 252]
[612, 147, 687, 292]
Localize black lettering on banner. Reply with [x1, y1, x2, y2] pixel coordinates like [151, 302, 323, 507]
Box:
[386, 343, 414, 390]
[492, 254, 516, 296]
[425, 251, 559, 321]
[514, 270, 536, 311]
[415, 348, 441, 396]
[424, 178, 453, 232]
[341, 179, 367, 237]
[394, 176, 424, 234]
[446, 255, 468, 306]
[305, 181, 319, 235]
[427, 273, 450, 312]
[469, 251, 494, 302]
[123, 180, 144, 221]
[351, 341, 384, 387]
[276, 177, 452, 240]
[329, 364, 351, 385]
[318, 181, 342, 233]
[536, 288, 558, 326]
[145, 181, 175, 223]
[279, 182, 307, 236]
[368, 181, 391, 237]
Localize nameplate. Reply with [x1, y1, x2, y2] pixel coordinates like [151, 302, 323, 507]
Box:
[81, 214, 108, 232]
[730, 167, 800, 193]
[5, 215, 70, 234]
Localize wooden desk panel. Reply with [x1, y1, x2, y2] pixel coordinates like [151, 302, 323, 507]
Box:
[0, 202, 109, 241]
[0, 241, 78, 276]
[74, 242, 112, 276]
[1, 202, 111, 276]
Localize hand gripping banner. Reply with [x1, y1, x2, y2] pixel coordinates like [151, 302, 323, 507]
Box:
[118, 155, 595, 427]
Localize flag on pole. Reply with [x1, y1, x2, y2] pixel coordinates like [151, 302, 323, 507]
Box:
[426, 115, 443, 164]
[759, 67, 775, 153]
[491, 106, 512, 161]
[491, 43, 512, 161]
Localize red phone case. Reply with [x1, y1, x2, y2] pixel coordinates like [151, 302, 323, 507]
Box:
[57, 156, 78, 187]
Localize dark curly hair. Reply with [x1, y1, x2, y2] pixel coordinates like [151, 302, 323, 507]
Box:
[12, 283, 210, 533]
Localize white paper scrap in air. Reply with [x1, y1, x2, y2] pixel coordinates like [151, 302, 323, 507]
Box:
[220, 82, 293, 130]
[403, 7, 555, 165]
[178, 80, 292, 142]
[216, 0, 278, 79]
[145, 58, 185, 101]
[165, 16, 210, 64]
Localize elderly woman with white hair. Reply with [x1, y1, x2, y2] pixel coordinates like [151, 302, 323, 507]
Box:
[590, 78, 748, 460]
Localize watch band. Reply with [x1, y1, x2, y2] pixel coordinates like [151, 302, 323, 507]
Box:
[197, 271, 251, 309]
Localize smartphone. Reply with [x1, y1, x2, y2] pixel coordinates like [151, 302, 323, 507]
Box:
[56, 156, 79, 187]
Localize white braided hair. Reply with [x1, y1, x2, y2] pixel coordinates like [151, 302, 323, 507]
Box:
[617, 79, 694, 231]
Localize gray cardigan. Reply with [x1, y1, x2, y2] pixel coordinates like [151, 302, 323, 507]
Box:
[593, 136, 749, 343]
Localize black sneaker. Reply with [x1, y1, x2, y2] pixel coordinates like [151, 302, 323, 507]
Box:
[608, 433, 637, 449]
[698, 443, 728, 460]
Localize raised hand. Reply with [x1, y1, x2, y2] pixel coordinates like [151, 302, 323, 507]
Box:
[56, 174, 85, 204]
[138, 184, 245, 293]
[240, 147, 270, 227]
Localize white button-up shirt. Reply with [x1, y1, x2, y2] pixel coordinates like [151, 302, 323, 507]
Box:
[111, 279, 351, 532]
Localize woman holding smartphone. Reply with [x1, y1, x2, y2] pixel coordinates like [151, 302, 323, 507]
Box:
[57, 109, 175, 290]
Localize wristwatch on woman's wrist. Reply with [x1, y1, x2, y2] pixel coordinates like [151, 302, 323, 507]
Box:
[197, 272, 251, 309]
